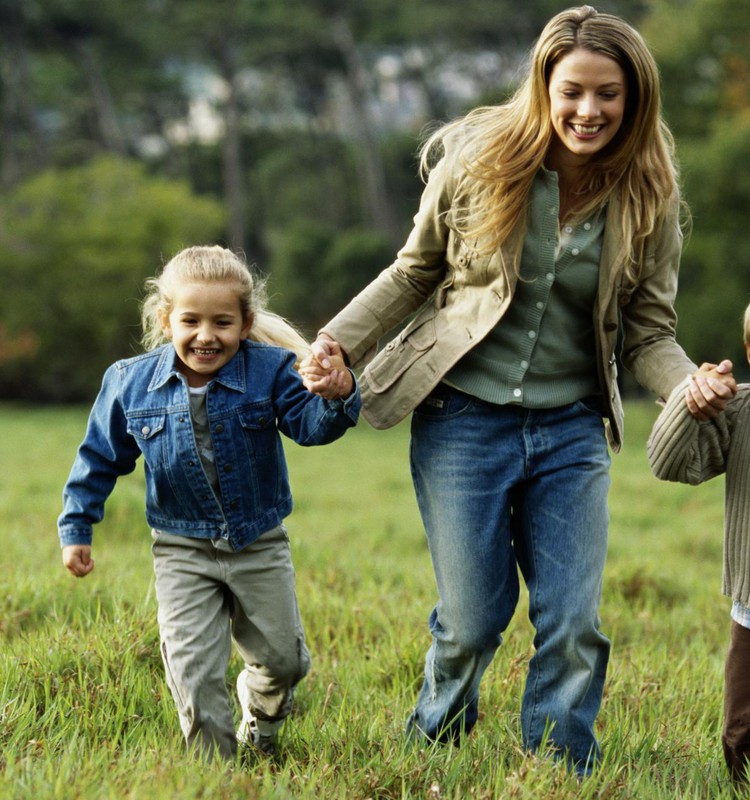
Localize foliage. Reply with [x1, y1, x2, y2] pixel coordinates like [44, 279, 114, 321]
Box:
[0, 0, 749, 397]
[642, 0, 750, 379]
[0, 157, 225, 402]
[267, 221, 395, 334]
[0, 400, 743, 797]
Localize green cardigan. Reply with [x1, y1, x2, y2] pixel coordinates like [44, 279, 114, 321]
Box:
[648, 378, 750, 606]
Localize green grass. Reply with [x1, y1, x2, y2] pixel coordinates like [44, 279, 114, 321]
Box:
[0, 401, 741, 798]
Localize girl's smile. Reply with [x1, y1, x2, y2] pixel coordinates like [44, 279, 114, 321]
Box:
[160, 281, 252, 387]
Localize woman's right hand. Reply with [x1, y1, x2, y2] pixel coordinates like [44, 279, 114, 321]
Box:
[301, 334, 349, 399]
[309, 333, 339, 370]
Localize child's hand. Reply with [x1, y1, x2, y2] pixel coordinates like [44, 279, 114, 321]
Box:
[62, 545, 95, 578]
[686, 359, 736, 421]
[300, 349, 354, 400]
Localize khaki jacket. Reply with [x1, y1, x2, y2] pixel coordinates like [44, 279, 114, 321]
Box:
[323, 150, 696, 451]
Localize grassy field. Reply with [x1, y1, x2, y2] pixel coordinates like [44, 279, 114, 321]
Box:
[0, 400, 740, 798]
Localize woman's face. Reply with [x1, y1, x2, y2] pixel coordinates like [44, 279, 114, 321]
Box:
[547, 47, 627, 170]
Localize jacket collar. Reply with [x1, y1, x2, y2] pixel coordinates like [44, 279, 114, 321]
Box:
[147, 343, 248, 393]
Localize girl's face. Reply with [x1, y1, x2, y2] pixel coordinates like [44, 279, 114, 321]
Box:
[547, 47, 627, 171]
[161, 281, 252, 387]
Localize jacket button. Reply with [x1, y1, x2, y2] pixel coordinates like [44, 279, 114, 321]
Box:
[215, 424, 224, 433]
[224, 464, 233, 473]
[141, 426, 150, 435]
[258, 417, 267, 426]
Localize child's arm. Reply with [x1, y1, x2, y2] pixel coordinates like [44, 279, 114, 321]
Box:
[58, 364, 140, 568]
[62, 545, 95, 578]
[648, 375, 732, 485]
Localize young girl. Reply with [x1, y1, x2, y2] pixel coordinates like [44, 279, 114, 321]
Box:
[303, 5, 734, 775]
[58, 245, 359, 762]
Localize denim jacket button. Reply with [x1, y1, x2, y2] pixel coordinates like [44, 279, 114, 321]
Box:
[141, 426, 150, 435]
[223, 464, 233, 473]
[215, 424, 224, 433]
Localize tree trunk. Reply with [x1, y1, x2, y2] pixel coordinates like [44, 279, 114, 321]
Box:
[0, 8, 45, 184]
[331, 16, 401, 249]
[217, 47, 247, 253]
[72, 39, 126, 154]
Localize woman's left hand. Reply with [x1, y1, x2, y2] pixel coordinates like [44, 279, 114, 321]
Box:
[685, 359, 737, 420]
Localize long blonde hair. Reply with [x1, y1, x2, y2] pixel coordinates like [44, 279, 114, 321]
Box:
[421, 5, 680, 284]
[141, 245, 310, 363]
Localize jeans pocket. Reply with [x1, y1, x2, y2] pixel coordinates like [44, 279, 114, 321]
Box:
[573, 395, 604, 418]
[413, 383, 476, 420]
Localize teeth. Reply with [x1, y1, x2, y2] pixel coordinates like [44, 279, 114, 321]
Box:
[573, 124, 602, 135]
[193, 349, 218, 356]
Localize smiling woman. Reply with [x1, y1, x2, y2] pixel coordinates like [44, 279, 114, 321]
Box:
[300, 3, 737, 778]
[547, 48, 626, 218]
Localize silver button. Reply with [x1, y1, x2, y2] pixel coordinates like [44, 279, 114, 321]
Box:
[584, 222, 591, 230]
[513, 388, 522, 398]
[546, 272, 554, 281]
[564, 225, 573, 234]
[572, 247, 580, 256]
[141, 426, 150, 435]
[528, 331, 536, 339]
[521, 360, 529, 369]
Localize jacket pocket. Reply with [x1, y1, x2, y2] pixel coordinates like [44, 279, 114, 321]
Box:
[366, 307, 437, 393]
[238, 402, 277, 458]
[126, 413, 166, 441]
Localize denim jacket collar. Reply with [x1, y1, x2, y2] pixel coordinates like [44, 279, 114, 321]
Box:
[147, 344, 248, 394]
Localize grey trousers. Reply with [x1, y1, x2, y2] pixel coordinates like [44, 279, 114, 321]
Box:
[151, 526, 311, 760]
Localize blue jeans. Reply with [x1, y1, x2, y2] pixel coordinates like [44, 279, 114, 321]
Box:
[405, 384, 611, 773]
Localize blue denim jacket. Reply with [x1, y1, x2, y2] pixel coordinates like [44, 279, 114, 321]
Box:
[58, 341, 361, 551]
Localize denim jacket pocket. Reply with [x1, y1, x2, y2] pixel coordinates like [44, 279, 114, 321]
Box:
[126, 412, 166, 441]
[238, 402, 277, 457]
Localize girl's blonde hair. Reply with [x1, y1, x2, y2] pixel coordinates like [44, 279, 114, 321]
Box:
[421, 4, 679, 285]
[141, 245, 310, 363]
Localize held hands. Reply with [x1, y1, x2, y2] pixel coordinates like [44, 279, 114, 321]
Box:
[300, 334, 354, 400]
[62, 544, 95, 578]
[685, 359, 737, 421]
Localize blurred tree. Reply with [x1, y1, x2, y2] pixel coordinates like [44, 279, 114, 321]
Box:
[642, 0, 750, 376]
[0, 157, 225, 401]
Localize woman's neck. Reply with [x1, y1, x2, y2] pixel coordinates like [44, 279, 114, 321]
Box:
[547, 158, 591, 223]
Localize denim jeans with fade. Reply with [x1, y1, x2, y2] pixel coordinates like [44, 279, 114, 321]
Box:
[405, 384, 611, 775]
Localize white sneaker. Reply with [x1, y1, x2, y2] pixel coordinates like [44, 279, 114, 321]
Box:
[236, 673, 281, 756]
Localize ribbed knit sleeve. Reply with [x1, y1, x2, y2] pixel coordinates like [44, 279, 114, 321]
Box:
[648, 380, 750, 605]
[647, 376, 731, 485]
